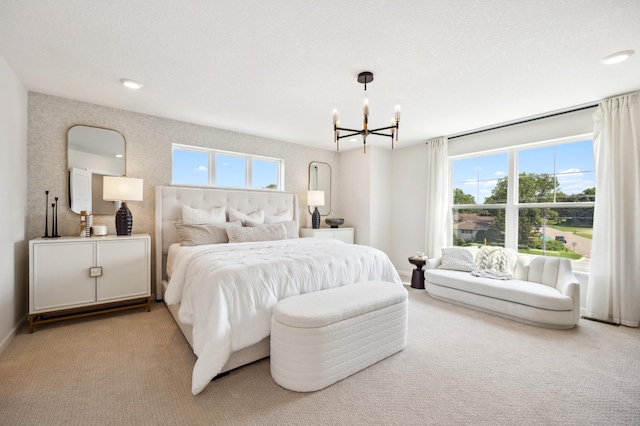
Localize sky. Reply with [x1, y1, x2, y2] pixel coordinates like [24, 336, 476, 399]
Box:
[453, 139, 595, 204]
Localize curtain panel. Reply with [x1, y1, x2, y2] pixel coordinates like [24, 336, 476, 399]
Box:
[425, 137, 452, 258]
[586, 92, 640, 327]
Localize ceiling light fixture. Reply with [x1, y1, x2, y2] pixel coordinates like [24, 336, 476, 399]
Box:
[600, 50, 634, 65]
[120, 78, 143, 89]
[332, 72, 400, 154]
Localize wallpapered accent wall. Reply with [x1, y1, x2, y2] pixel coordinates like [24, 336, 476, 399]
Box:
[27, 93, 341, 289]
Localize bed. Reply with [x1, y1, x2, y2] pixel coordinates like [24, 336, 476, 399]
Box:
[155, 186, 402, 395]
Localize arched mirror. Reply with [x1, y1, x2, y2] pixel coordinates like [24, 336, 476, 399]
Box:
[308, 161, 331, 216]
[67, 125, 126, 214]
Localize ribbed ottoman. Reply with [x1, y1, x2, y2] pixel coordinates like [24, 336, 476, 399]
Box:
[270, 281, 408, 392]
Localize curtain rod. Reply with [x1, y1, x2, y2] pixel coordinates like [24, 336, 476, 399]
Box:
[446, 103, 599, 140]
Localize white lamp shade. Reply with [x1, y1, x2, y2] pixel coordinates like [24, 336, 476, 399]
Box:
[307, 190, 325, 207]
[103, 176, 144, 202]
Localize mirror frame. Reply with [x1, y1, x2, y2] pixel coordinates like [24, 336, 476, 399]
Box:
[308, 161, 331, 216]
[67, 125, 126, 215]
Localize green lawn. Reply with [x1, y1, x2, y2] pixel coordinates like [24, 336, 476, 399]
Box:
[548, 224, 593, 239]
[518, 248, 583, 260]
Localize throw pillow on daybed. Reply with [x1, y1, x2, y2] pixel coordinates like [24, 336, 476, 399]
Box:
[438, 247, 477, 272]
[475, 246, 518, 274]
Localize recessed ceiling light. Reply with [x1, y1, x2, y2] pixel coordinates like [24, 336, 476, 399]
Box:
[600, 50, 634, 65]
[115, 154, 123, 158]
[120, 78, 143, 89]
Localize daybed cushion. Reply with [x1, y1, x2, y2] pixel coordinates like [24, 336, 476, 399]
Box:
[425, 269, 573, 311]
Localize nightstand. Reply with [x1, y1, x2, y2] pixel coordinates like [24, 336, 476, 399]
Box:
[299, 227, 354, 244]
[28, 234, 151, 332]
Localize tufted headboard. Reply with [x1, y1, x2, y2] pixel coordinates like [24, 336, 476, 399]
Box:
[155, 186, 299, 299]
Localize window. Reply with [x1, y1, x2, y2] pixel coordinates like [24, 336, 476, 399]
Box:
[172, 145, 284, 190]
[452, 137, 595, 270]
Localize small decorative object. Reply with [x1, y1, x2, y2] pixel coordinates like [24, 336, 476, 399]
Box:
[307, 190, 325, 230]
[325, 218, 344, 228]
[53, 197, 60, 237]
[43, 190, 50, 238]
[93, 225, 108, 236]
[103, 176, 144, 236]
[85, 214, 93, 237]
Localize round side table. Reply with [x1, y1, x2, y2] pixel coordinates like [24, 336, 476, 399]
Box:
[408, 257, 426, 289]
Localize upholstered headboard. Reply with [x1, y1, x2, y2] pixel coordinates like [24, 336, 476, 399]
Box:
[155, 186, 299, 299]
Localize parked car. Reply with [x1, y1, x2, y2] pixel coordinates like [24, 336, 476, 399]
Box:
[555, 235, 567, 243]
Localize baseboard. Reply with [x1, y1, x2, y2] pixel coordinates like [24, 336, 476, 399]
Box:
[0, 315, 27, 355]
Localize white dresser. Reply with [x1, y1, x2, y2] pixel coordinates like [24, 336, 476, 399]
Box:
[299, 227, 354, 244]
[29, 234, 151, 332]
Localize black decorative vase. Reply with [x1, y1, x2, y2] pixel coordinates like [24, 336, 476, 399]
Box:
[115, 202, 133, 236]
[312, 207, 321, 229]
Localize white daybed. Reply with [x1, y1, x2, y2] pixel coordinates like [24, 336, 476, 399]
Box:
[425, 247, 580, 329]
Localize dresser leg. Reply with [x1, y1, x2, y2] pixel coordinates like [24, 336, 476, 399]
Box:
[29, 315, 35, 333]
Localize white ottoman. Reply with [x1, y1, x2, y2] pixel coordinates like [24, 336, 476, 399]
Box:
[270, 281, 408, 392]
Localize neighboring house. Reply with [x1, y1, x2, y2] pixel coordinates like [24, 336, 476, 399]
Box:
[453, 214, 494, 241]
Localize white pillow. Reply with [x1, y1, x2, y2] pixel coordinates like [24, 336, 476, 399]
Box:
[228, 207, 265, 225]
[227, 223, 287, 243]
[476, 246, 518, 273]
[246, 219, 299, 239]
[439, 247, 476, 272]
[182, 205, 226, 224]
[264, 210, 293, 224]
[174, 221, 241, 246]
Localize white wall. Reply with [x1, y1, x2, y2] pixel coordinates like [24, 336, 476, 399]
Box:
[340, 148, 371, 245]
[369, 147, 392, 254]
[340, 145, 394, 253]
[0, 54, 28, 352]
[390, 143, 428, 280]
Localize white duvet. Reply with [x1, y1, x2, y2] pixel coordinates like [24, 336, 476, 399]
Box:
[164, 238, 402, 395]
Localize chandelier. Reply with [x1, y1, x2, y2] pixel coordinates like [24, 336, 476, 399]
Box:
[332, 71, 401, 153]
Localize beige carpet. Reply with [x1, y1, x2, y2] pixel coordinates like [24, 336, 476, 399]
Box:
[1, 286, 639, 426]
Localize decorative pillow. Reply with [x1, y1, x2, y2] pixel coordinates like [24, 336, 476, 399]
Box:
[174, 221, 241, 246]
[475, 246, 518, 274]
[438, 247, 477, 272]
[228, 207, 265, 225]
[264, 210, 293, 224]
[182, 205, 226, 225]
[227, 223, 287, 243]
[246, 219, 299, 239]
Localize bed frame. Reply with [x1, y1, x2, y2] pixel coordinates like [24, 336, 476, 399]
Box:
[155, 185, 300, 372]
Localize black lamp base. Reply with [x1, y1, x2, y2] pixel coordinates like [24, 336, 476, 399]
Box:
[312, 207, 321, 229]
[115, 202, 133, 236]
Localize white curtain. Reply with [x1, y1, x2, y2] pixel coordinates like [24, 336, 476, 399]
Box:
[586, 93, 640, 327]
[425, 137, 452, 258]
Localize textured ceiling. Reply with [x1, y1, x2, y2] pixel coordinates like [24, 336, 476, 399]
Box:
[1, 1, 639, 151]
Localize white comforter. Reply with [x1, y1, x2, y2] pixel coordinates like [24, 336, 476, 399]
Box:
[164, 238, 402, 395]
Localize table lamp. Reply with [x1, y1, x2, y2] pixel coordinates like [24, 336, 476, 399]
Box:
[103, 176, 143, 235]
[307, 190, 325, 229]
